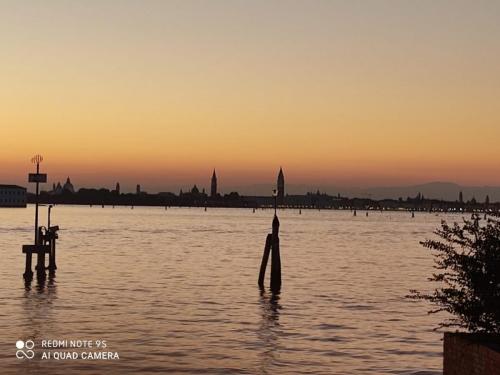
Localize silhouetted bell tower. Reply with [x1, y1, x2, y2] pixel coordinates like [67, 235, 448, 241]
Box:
[211, 169, 217, 198]
[277, 167, 284, 205]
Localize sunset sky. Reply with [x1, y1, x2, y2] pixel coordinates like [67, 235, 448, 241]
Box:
[1, 1, 500, 193]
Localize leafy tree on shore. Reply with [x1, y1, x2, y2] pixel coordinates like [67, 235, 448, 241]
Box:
[410, 214, 500, 333]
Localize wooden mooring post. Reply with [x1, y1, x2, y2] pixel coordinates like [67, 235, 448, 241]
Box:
[258, 234, 272, 287]
[35, 225, 46, 279]
[270, 215, 281, 292]
[46, 225, 60, 273]
[258, 190, 282, 292]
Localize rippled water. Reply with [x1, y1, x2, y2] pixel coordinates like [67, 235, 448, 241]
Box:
[0, 206, 453, 374]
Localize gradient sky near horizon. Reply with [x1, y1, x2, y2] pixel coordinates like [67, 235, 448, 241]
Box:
[2, 1, 500, 192]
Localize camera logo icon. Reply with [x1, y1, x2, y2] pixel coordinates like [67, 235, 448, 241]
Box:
[16, 340, 35, 359]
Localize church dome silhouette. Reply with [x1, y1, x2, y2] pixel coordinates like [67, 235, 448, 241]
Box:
[63, 177, 75, 193]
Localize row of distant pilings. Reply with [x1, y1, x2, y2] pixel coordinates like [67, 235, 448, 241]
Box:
[85, 203, 494, 217]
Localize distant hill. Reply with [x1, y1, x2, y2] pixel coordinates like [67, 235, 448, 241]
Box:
[225, 182, 500, 203]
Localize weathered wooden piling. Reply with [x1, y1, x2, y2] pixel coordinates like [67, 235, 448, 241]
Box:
[23, 248, 33, 280]
[47, 207, 59, 274]
[47, 233, 56, 272]
[258, 190, 282, 292]
[258, 234, 272, 288]
[47, 226, 59, 273]
[257, 217, 282, 292]
[23, 242, 50, 280]
[35, 226, 46, 279]
[270, 215, 281, 292]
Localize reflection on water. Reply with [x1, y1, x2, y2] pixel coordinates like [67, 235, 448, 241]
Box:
[258, 288, 282, 374]
[0, 206, 446, 374]
[22, 276, 58, 341]
[25, 273, 58, 293]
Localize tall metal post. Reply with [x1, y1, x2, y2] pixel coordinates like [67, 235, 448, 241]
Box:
[34, 161, 40, 245]
[24, 155, 48, 281]
[48, 205, 52, 228]
[32, 155, 46, 279]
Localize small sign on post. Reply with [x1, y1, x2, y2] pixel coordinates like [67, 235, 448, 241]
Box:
[28, 173, 47, 183]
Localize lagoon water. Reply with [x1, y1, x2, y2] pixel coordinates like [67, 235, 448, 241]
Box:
[0, 206, 451, 374]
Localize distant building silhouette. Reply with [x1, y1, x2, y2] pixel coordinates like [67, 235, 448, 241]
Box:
[53, 182, 63, 195]
[211, 169, 217, 198]
[115, 182, 120, 195]
[0, 184, 27, 207]
[63, 177, 75, 193]
[50, 177, 75, 195]
[136, 184, 141, 195]
[191, 185, 199, 195]
[459, 191, 464, 204]
[277, 167, 285, 204]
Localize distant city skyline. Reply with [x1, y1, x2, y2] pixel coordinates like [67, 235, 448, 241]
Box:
[7, 162, 500, 195]
[2, 2, 500, 187]
[20, 169, 500, 202]
[18, 164, 500, 204]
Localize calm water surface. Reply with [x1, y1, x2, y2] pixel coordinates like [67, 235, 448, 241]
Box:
[0, 206, 452, 374]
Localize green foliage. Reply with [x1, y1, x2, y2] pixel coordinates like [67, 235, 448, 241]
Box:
[410, 214, 500, 333]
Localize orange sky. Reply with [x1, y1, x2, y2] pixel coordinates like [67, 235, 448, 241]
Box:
[1, 1, 500, 192]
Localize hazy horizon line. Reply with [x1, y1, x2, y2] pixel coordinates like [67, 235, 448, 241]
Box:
[19, 179, 500, 198]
